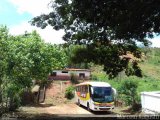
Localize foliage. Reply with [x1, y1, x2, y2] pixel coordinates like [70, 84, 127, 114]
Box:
[91, 74, 98, 81]
[31, 0, 160, 78]
[0, 26, 68, 114]
[63, 44, 91, 69]
[70, 73, 78, 84]
[65, 85, 75, 99]
[90, 65, 107, 81]
[32, 0, 160, 42]
[91, 47, 160, 91]
[117, 78, 139, 106]
[116, 77, 141, 112]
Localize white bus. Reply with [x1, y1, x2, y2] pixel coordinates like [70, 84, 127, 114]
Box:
[75, 81, 116, 111]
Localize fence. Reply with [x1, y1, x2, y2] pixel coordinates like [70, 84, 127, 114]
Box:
[141, 91, 160, 114]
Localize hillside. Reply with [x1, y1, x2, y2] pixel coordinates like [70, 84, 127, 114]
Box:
[91, 48, 160, 93]
[140, 48, 160, 80]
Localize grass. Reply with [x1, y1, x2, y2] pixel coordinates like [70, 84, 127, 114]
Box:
[92, 72, 160, 93]
[91, 48, 160, 94]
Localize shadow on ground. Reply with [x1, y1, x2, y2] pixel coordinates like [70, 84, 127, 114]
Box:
[22, 103, 55, 108]
[78, 104, 116, 115]
[1, 112, 117, 120]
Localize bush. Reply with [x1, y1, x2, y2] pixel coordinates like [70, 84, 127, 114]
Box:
[118, 78, 140, 111]
[91, 74, 98, 81]
[70, 73, 78, 84]
[65, 86, 75, 99]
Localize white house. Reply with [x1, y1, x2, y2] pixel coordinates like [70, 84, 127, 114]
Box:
[141, 91, 160, 114]
[48, 68, 91, 80]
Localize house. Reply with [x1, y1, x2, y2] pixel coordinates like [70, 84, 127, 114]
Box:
[48, 68, 91, 80]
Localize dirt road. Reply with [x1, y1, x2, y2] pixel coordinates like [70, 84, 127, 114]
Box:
[45, 103, 92, 114]
[19, 103, 92, 115]
[20, 103, 92, 114]
[19, 103, 116, 115]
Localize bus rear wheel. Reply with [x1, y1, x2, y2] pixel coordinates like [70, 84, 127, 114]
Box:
[77, 99, 81, 106]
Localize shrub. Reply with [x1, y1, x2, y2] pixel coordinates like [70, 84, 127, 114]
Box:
[70, 73, 78, 84]
[118, 78, 140, 111]
[91, 74, 98, 81]
[65, 86, 75, 99]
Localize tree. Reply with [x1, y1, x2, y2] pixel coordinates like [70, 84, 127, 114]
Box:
[63, 44, 91, 69]
[0, 26, 11, 114]
[0, 26, 68, 113]
[31, 0, 160, 78]
[7, 31, 65, 85]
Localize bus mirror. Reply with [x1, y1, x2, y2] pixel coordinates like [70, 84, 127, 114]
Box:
[91, 87, 93, 94]
[112, 88, 117, 98]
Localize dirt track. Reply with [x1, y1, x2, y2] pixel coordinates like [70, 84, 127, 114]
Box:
[45, 103, 92, 114]
[19, 103, 92, 114]
[19, 103, 116, 116]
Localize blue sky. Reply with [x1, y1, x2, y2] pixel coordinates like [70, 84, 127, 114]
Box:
[0, 0, 65, 44]
[0, 0, 159, 46]
[0, 0, 32, 26]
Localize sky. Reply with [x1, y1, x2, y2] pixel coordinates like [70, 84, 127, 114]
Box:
[0, 0, 160, 47]
[0, 0, 65, 44]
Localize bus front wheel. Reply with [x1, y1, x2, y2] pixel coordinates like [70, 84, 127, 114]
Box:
[87, 103, 91, 112]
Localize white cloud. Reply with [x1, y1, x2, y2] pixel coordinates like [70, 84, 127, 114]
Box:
[8, 0, 65, 44]
[8, 0, 160, 47]
[149, 37, 160, 48]
[9, 21, 65, 44]
[8, 0, 52, 16]
[10, 21, 160, 46]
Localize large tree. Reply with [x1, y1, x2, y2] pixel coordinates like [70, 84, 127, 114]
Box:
[31, 0, 160, 78]
[0, 26, 68, 113]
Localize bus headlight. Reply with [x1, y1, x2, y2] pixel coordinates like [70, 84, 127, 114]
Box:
[94, 102, 100, 106]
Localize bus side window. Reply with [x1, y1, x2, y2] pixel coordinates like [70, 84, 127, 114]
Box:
[85, 85, 88, 93]
[80, 86, 82, 92]
[82, 86, 85, 92]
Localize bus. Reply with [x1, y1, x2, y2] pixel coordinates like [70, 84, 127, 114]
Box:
[75, 81, 116, 111]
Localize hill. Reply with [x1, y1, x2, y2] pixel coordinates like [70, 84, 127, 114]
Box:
[91, 48, 160, 93]
[140, 47, 160, 80]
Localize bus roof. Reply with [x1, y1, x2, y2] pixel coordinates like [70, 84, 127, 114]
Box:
[75, 81, 111, 87]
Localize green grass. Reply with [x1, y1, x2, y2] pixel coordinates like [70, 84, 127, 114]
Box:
[91, 48, 160, 93]
[91, 68, 160, 94]
[92, 73, 160, 93]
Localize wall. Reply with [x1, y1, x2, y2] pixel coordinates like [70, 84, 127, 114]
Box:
[141, 91, 160, 114]
[48, 70, 91, 80]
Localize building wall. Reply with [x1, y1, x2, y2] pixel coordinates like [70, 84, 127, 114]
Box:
[48, 70, 91, 80]
[141, 91, 160, 114]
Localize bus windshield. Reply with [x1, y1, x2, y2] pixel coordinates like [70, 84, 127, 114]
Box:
[92, 87, 113, 103]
